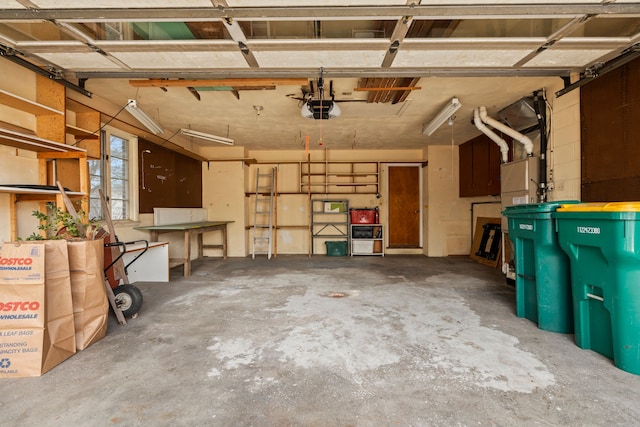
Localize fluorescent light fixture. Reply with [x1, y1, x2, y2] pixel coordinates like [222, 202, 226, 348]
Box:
[422, 97, 462, 136]
[180, 128, 234, 146]
[125, 100, 164, 134]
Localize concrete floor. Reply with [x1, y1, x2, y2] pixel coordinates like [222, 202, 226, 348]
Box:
[1, 255, 639, 426]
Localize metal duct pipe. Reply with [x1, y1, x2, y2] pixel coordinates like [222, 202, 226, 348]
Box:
[479, 106, 534, 156]
[533, 90, 548, 203]
[473, 108, 509, 163]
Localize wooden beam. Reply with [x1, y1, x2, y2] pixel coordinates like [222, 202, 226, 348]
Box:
[37, 151, 87, 160]
[130, 78, 308, 88]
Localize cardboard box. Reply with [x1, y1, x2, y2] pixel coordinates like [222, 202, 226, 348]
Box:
[324, 202, 346, 213]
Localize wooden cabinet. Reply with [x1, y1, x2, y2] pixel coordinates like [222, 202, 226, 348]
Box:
[459, 135, 508, 197]
[0, 76, 89, 240]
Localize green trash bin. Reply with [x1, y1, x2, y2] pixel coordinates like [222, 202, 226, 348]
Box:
[555, 202, 640, 375]
[503, 201, 579, 333]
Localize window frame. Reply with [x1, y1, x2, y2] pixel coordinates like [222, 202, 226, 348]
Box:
[88, 125, 139, 223]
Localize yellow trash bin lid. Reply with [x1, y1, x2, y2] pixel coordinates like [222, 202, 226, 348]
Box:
[556, 202, 640, 212]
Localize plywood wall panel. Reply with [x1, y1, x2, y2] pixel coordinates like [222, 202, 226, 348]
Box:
[580, 56, 640, 202]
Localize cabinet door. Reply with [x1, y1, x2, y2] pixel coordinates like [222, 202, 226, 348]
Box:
[472, 138, 490, 196]
[459, 140, 474, 197]
[488, 138, 505, 196]
[459, 134, 508, 197]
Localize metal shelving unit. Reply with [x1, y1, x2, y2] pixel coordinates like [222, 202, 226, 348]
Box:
[350, 224, 384, 256]
[310, 199, 349, 255]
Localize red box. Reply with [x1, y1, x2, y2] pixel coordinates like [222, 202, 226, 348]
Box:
[350, 208, 378, 224]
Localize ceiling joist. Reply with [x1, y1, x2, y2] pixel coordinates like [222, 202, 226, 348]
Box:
[129, 78, 308, 88]
[357, 77, 421, 104]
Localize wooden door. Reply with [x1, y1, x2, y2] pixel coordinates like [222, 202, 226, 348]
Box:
[388, 165, 421, 248]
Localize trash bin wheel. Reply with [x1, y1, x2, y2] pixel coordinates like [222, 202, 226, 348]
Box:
[113, 284, 143, 317]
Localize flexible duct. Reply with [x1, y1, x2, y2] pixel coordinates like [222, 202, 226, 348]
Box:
[479, 106, 534, 156]
[473, 108, 509, 163]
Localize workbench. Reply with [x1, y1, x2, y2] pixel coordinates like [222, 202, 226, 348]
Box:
[134, 221, 233, 277]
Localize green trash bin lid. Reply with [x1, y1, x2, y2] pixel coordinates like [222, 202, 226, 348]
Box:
[503, 200, 579, 216]
[556, 202, 640, 212]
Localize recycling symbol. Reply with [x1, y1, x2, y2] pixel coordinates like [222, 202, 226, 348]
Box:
[0, 358, 10, 368]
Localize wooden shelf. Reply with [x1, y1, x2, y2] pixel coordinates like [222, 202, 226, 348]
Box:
[0, 88, 64, 116]
[0, 126, 86, 153]
[65, 98, 101, 159]
[332, 173, 377, 177]
[301, 161, 379, 194]
[0, 186, 84, 196]
[65, 124, 99, 139]
[0, 186, 85, 204]
[65, 98, 96, 114]
[0, 72, 91, 241]
[208, 157, 257, 166]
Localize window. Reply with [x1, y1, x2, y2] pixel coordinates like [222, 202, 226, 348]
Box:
[88, 127, 138, 221]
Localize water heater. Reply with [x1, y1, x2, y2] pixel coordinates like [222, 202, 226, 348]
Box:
[500, 156, 539, 232]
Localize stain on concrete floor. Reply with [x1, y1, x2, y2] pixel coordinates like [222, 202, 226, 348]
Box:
[199, 272, 553, 394]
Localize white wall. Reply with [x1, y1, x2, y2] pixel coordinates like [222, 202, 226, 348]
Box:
[546, 82, 582, 201]
[199, 146, 248, 257]
[424, 142, 503, 257]
[426, 145, 469, 256]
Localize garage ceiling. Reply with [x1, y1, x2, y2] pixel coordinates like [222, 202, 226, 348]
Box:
[0, 1, 638, 151]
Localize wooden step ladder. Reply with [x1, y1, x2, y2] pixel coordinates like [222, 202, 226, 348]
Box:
[252, 168, 276, 259]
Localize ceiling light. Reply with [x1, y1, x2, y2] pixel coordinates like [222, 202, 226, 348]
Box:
[180, 128, 234, 146]
[422, 97, 462, 136]
[125, 100, 164, 134]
